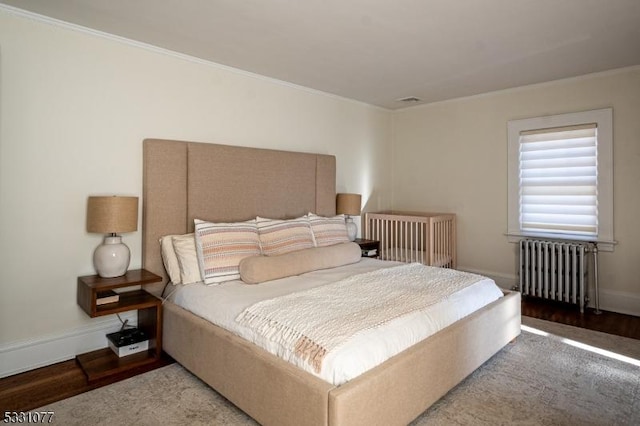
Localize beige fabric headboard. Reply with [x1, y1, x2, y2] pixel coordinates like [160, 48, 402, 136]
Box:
[142, 139, 337, 296]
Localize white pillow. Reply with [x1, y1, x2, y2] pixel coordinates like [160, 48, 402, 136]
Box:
[159, 235, 182, 284]
[172, 233, 202, 285]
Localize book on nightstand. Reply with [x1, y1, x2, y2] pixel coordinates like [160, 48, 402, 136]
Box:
[96, 290, 119, 305]
[362, 249, 378, 257]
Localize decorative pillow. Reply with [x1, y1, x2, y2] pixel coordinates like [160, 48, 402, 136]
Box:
[194, 219, 261, 284]
[239, 242, 361, 284]
[171, 234, 202, 284]
[308, 213, 349, 247]
[159, 235, 182, 284]
[256, 216, 315, 256]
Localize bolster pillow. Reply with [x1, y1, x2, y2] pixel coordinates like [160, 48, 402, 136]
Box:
[239, 242, 362, 284]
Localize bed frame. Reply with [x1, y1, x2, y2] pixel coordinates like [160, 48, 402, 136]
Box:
[141, 139, 521, 426]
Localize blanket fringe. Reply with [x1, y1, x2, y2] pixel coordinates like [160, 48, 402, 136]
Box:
[237, 312, 329, 372]
[294, 336, 327, 373]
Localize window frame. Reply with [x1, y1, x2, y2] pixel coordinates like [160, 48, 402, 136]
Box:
[507, 108, 615, 251]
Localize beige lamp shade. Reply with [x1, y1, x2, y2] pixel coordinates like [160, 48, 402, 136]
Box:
[336, 193, 362, 216]
[87, 196, 138, 234]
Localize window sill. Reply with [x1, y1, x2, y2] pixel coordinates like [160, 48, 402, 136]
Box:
[505, 232, 616, 252]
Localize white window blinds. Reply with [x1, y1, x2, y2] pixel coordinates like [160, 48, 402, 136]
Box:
[519, 124, 597, 237]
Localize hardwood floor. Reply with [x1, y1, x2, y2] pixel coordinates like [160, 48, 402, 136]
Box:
[0, 354, 173, 413]
[521, 296, 640, 340]
[2, 300, 639, 414]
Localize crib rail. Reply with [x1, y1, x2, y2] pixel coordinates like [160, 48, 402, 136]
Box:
[364, 211, 456, 268]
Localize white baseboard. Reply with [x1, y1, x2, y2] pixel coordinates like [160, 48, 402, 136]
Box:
[459, 266, 518, 291]
[597, 289, 640, 317]
[459, 266, 640, 317]
[0, 312, 136, 379]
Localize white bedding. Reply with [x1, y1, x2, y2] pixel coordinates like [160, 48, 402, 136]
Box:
[167, 258, 503, 385]
[380, 247, 452, 266]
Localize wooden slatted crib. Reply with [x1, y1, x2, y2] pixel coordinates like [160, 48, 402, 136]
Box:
[364, 211, 457, 268]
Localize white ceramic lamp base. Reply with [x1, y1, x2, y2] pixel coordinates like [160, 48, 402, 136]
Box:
[345, 216, 357, 242]
[93, 235, 131, 278]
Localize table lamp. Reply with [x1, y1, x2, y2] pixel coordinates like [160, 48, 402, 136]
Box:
[336, 193, 361, 241]
[86, 196, 138, 278]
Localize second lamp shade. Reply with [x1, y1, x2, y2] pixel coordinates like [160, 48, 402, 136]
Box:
[336, 193, 361, 216]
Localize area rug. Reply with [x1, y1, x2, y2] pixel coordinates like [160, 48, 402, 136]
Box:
[40, 319, 640, 425]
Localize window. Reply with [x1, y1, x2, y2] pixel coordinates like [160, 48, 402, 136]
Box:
[507, 108, 614, 251]
[519, 124, 597, 236]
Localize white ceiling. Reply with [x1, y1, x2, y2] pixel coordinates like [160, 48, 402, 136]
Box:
[3, 0, 640, 109]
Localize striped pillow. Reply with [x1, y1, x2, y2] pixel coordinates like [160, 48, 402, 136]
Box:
[256, 216, 315, 256]
[308, 213, 349, 247]
[194, 219, 261, 284]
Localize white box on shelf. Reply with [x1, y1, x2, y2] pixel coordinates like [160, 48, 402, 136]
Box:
[108, 339, 149, 357]
[106, 328, 149, 357]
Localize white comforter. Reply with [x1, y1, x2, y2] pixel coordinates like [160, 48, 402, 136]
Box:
[168, 258, 503, 385]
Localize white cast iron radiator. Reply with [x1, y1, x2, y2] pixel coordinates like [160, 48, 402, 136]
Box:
[519, 239, 599, 314]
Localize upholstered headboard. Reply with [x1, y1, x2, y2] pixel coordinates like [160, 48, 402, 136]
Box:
[142, 139, 337, 296]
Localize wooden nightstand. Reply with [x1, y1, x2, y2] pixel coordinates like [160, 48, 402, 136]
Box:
[76, 269, 163, 382]
[354, 238, 380, 258]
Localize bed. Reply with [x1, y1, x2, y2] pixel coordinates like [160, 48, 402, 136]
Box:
[141, 139, 521, 426]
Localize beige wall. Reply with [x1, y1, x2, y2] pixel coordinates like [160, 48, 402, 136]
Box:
[0, 10, 392, 346]
[392, 67, 640, 315]
[1, 6, 638, 375]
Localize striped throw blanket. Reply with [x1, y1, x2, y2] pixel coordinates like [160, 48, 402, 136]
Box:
[235, 263, 484, 373]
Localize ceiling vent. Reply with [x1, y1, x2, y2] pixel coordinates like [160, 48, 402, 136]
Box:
[396, 96, 422, 103]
